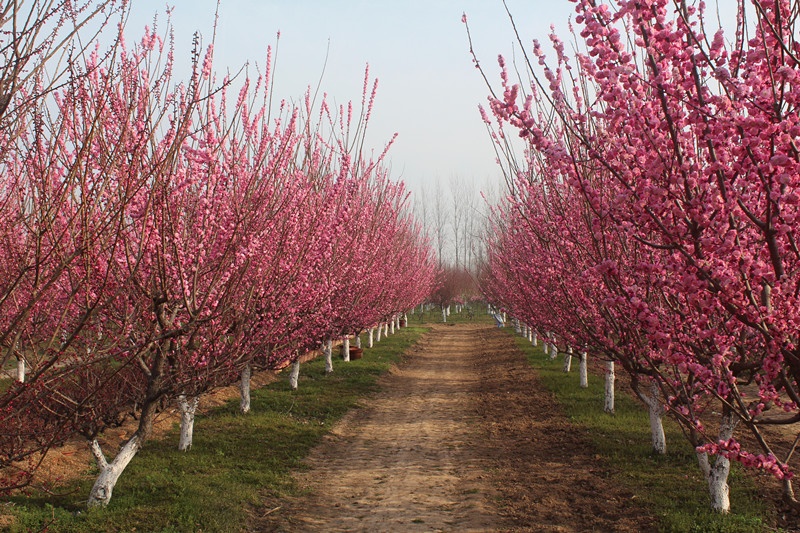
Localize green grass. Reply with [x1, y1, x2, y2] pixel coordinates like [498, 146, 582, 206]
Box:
[410, 302, 494, 325]
[507, 331, 776, 533]
[8, 325, 429, 532]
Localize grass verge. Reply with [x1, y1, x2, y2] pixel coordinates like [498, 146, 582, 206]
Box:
[507, 331, 777, 533]
[7, 325, 429, 532]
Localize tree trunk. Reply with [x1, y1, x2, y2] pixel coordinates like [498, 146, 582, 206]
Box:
[532, 331, 537, 346]
[514, 319, 521, 334]
[549, 342, 558, 360]
[643, 382, 667, 454]
[342, 336, 350, 362]
[87, 388, 162, 507]
[604, 361, 615, 414]
[542, 341, 549, 357]
[355, 334, 362, 348]
[696, 410, 738, 513]
[87, 436, 141, 507]
[240, 363, 252, 414]
[390, 318, 395, 335]
[16, 357, 25, 383]
[563, 347, 572, 372]
[441, 307, 447, 323]
[368, 328, 374, 348]
[324, 338, 333, 374]
[289, 359, 300, 390]
[447, 305, 451, 316]
[177, 395, 199, 451]
[384, 322, 389, 337]
[579, 351, 588, 388]
[376, 325, 382, 342]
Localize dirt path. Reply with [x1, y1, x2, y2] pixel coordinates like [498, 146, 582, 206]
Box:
[256, 323, 654, 532]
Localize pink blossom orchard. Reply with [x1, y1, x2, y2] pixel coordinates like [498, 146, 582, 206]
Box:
[0, 11, 435, 506]
[475, 0, 800, 512]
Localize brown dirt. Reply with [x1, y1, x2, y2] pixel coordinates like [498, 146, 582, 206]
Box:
[254, 323, 655, 532]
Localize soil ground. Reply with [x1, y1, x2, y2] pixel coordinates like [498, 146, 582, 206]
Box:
[254, 323, 655, 532]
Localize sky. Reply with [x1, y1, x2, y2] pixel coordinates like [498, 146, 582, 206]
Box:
[121, 1, 578, 198]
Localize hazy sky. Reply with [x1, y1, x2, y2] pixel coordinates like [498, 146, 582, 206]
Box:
[122, 1, 577, 197]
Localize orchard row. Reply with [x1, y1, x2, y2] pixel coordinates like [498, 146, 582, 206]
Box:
[477, 0, 800, 514]
[0, 2, 436, 506]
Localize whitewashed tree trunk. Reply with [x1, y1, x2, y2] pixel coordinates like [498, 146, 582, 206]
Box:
[390, 318, 395, 335]
[549, 342, 558, 360]
[579, 351, 588, 388]
[324, 338, 334, 373]
[441, 307, 447, 323]
[16, 358, 25, 383]
[88, 436, 141, 507]
[355, 334, 362, 348]
[514, 319, 521, 334]
[604, 361, 615, 414]
[542, 341, 549, 357]
[384, 322, 389, 337]
[342, 336, 350, 362]
[642, 382, 667, 454]
[289, 359, 300, 390]
[447, 305, 451, 316]
[532, 331, 537, 346]
[521, 324, 528, 338]
[376, 325, 382, 342]
[563, 347, 572, 372]
[368, 328, 374, 348]
[696, 411, 738, 513]
[177, 395, 199, 451]
[240, 363, 252, 414]
[502, 311, 506, 322]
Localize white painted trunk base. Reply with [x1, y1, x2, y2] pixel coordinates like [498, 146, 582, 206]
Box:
[355, 335, 362, 349]
[368, 328, 374, 348]
[697, 412, 737, 513]
[604, 361, 615, 414]
[289, 359, 300, 390]
[324, 338, 333, 374]
[563, 347, 572, 372]
[579, 352, 588, 388]
[644, 383, 667, 454]
[88, 437, 140, 507]
[390, 319, 395, 335]
[240, 364, 252, 414]
[16, 358, 25, 383]
[384, 323, 389, 337]
[376, 325, 382, 342]
[178, 395, 199, 451]
[342, 337, 351, 362]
